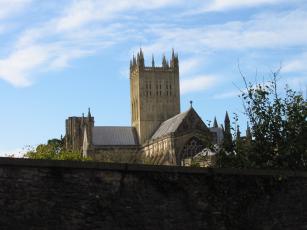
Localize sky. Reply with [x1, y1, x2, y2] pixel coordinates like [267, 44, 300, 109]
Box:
[0, 0, 306, 156]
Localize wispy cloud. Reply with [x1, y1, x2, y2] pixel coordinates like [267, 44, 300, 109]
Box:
[203, 0, 283, 12]
[284, 52, 307, 73]
[0, 45, 51, 87]
[212, 90, 241, 99]
[282, 76, 307, 90]
[142, 9, 307, 52]
[0, 0, 306, 88]
[0, 147, 27, 158]
[180, 75, 218, 94]
[180, 58, 202, 77]
[182, 0, 288, 16]
[0, 0, 32, 19]
[0, 0, 180, 87]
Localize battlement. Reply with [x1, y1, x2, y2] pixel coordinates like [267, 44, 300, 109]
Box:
[130, 49, 179, 72]
[65, 108, 94, 152]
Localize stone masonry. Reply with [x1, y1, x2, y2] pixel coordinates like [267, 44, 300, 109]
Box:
[1, 157, 307, 229]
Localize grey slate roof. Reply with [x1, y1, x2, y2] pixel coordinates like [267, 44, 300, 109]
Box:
[151, 110, 190, 140]
[92, 126, 138, 146]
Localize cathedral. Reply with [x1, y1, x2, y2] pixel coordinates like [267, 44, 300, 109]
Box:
[65, 49, 223, 165]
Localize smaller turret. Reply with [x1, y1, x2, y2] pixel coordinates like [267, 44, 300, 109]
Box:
[137, 48, 144, 68]
[162, 54, 168, 68]
[152, 54, 155, 67]
[88, 107, 91, 118]
[236, 125, 241, 141]
[213, 117, 218, 128]
[133, 54, 136, 66]
[130, 48, 179, 72]
[81, 113, 85, 126]
[170, 48, 179, 69]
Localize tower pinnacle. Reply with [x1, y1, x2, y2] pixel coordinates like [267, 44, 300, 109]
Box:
[152, 54, 155, 67]
[137, 48, 144, 68]
[162, 54, 167, 68]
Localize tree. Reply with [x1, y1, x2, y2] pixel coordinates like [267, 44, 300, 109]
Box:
[25, 138, 91, 161]
[240, 71, 307, 169]
[223, 111, 233, 152]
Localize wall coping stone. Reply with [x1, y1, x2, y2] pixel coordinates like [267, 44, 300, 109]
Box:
[1, 157, 307, 177]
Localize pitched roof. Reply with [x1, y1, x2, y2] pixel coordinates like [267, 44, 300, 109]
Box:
[151, 109, 190, 140]
[92, 126, 138, 146]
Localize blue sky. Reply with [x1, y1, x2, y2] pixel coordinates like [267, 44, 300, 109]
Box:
[0, 0, 306, 156]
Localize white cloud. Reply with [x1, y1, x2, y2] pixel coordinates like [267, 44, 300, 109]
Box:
[284, 53, 307, 73]
[212, 90, 241, 99]
[180, 75, 218, 94]
[48, 49, 94, 69]
[0, 147, 27, 158]
[282, 76, 307, 90]
[0, 0, 181, 87]
[180, 58, 202, 77]
[0, 0, 32, 19]
[143, 9, 307, 53]
[1, 0, 306, 87]
[54, 0, 181, 32]
[204, 0, 282, 12]
[0, 45, 51, 87]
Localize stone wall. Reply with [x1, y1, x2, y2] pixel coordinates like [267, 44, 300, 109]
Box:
[1, 157, 307, 229]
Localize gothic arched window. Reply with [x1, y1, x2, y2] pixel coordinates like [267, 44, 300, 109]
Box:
[180, 137, 205, 161]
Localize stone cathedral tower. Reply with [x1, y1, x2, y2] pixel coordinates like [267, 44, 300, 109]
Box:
[65, 49, 222, 165]
[130, 49, 180, 144]
[65, 109, 94, 152]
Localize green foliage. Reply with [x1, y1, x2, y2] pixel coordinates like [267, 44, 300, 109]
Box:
[242, 74, 307, 169]
[216, 70, 307, 169]
[25, 138, 91, 161]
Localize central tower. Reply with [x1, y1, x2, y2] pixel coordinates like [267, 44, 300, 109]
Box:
[130, 49, 180, 144]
